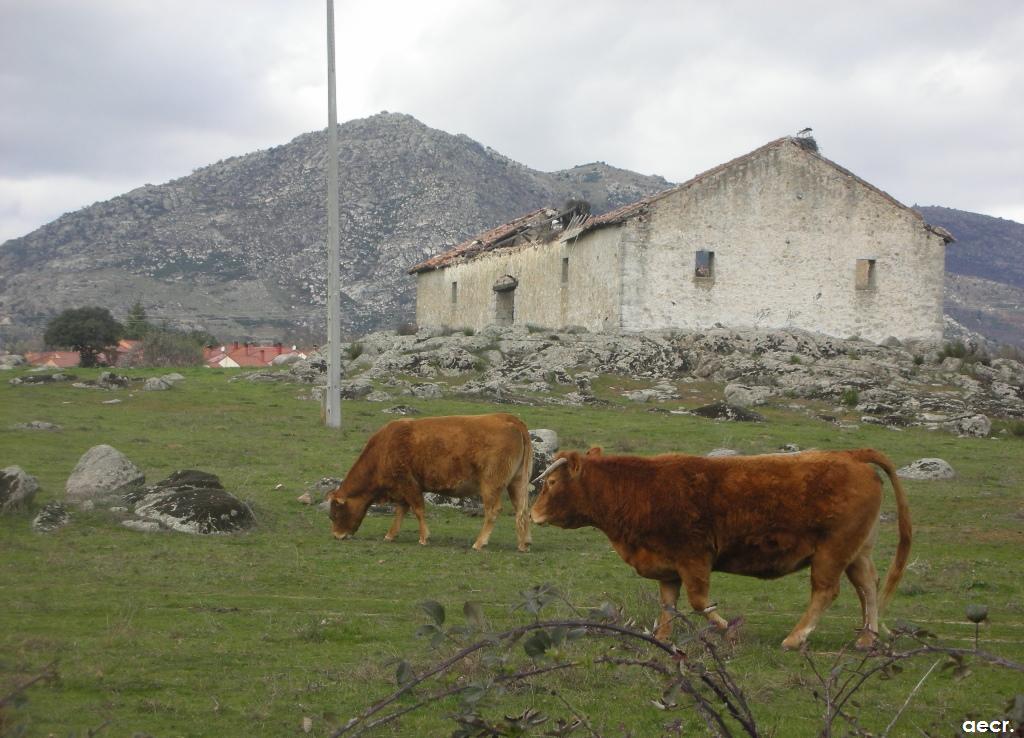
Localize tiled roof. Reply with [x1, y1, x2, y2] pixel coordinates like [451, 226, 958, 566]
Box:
[408, 208, 558, 274]
[407, 136, 954, 274]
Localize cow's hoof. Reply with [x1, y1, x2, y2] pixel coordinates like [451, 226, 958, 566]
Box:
[854, 636, 877, 651]
[516, 545, 531, 553]
[418, 539, 428, 546]
[383, 535, 395, 542]
[780, 636, 804, 651]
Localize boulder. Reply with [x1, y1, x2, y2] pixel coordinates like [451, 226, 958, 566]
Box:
[1, 466, 39, 513]
[382, 405, 420, 415]
[706, 448, 740, 457]
[66, 445, 145, 505]
[529, 429, 560, 481]
[896, 458, 955, 480]
[690, 402, 765, 422]
[143, 377, 171, 391]
[32, 502, 70, 532]
[723, 383, 774, 407]
[129, 470, 256, 534]
[950, 414, 991, 438]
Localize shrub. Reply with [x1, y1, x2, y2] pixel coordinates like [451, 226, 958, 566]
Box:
[140, 329, 203, 367]
[841, 388, 859, 407]
[346, 342, 364, 360]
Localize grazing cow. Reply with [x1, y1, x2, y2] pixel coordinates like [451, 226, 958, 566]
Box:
[328, 413, 532, 552]
[531, 447, 911, 649]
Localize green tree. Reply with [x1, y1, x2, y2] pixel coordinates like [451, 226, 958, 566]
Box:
[123, 301, 152, 340]
[43, 307, 123, 368]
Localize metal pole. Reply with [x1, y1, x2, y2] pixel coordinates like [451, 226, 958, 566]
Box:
[324, 0, 342, 428]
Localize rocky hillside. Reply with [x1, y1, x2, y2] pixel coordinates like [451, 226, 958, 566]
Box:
[0, 113, 668, 345]
[917, 206, 1024, 347]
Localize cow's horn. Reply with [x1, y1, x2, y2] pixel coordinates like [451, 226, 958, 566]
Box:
[531, 457, 568, 485]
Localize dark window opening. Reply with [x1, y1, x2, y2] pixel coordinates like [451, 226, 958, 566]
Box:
[695, 250, 715, 279]
[561, 257, 569, 284]
[855, 259, 876, 290]
[451, 281, 458, 304]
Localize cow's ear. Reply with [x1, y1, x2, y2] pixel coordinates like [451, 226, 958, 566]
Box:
[327, 490, 345, 504]
[568, 451, 583, 477]
[586, 446, 603, 457]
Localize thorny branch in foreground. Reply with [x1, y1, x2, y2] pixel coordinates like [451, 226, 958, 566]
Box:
[334, 588, 1023, 738]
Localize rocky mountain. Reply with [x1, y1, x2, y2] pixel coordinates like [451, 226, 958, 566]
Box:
[0, 113, 668, 345]
[916, 206, 1024, 347]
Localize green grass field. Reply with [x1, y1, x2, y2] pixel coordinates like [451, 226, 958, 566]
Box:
[1, 367, 1022, 737]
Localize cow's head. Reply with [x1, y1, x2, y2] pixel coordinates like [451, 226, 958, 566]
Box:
[327, 485, 371, 540]
[530, 448, 598, 528]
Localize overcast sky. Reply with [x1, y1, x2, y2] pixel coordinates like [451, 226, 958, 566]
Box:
[2, 0, 1022, 245]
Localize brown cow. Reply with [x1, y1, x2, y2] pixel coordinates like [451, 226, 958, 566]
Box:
[328, 413, 532, 552]
[530, 447, 911, 649]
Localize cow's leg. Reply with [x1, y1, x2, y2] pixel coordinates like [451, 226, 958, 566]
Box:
[845, 553, 879, 649]
[410, 500, 430, 545]
[383, 503, 408, 542]
[655, 579, 682, 640]
[679, 566, 729, 632]
[782, 553, 845, 650]
[472, 487, 503, 551]
[507, 480, 531, 552]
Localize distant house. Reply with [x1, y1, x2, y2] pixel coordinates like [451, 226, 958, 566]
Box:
[203, 343, 307, 369]
[410, 136, 954, 343]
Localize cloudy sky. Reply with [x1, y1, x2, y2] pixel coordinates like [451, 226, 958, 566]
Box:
[2, 0, 1022, 245]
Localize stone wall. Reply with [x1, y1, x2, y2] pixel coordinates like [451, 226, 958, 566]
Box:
[620, 143, 946, 342]
[415, 226, 623, 332]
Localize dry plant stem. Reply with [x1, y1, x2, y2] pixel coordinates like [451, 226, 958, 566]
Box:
[881, 658, 943, 738]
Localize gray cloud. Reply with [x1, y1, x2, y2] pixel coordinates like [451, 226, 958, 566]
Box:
[1, 0, 1022, 244]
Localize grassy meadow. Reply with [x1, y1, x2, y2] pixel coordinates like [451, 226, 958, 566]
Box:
[1, 366, 1022, 737]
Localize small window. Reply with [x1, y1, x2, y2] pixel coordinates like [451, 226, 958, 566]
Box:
[695, 250, 714, 279]
[451, 281, 458, 304]
[855, 259, 876, 290]
[561, 257, 569, 284]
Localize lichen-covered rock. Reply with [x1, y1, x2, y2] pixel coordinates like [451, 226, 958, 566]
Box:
[1, 466, 39, 513]
[724, 383, 774, 407]
[950, 414, 991, 438]
[11, 421, 62, 431]
[896, 458, 955, 480]
[529, 429, 560, 483]
[143, 377, 171, 391]
[32, 502, 70, 532]
[129, 470, 255, 534]
[66, 445, 145, 505]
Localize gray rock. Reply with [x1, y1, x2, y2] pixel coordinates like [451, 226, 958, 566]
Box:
[161, 373, 186, 383]
[1, 466, 39, 513]
[365, 390, 392, 402]
[143, 377, 171, 391]
[32, 502, 70, 532]
[954, 414, 992, 437]
[897, 458, 955, 480]
[706, 448, 740, 457]
[691, 402, 765, 422]
[97, 371, 130, 388]
[724, 383, 774, 407]
[66, 445, 145, 505]
[382, 405, 420, 415]
[529, 429, 560, 482]
[130, 470, 256, 534]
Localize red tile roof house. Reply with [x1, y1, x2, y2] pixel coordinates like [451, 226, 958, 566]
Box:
[204, 343, 306, 368]
[24, 351, 82, 369]
[409, 135, 954, 344]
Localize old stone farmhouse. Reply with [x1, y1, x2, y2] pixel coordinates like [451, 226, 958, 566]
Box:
[409, 136, 954, 343]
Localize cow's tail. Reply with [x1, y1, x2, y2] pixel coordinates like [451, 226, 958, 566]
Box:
[512, 421, 533, 548]
[851, 449, 912, 615]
